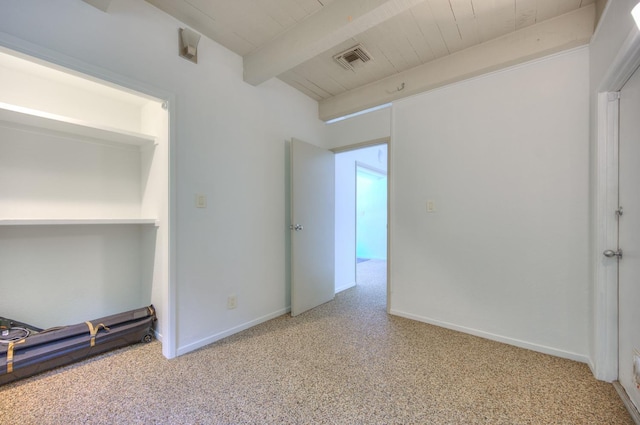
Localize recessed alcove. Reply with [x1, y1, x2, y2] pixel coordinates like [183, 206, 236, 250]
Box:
[0, 49, 169, 344]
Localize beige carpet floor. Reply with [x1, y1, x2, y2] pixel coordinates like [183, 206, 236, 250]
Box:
[0, 259, 633, 424]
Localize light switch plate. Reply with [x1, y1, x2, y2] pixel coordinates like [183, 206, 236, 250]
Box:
[195, 194, 207, 208]
[426, 200, 436, 213]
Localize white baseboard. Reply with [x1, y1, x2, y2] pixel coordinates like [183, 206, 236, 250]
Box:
[614, 382, 640, 425]
[588, 359, 598, 379]
[176, 307, 290, 356]
[390, 309, 589, 364]
[335, 281, 355, 294]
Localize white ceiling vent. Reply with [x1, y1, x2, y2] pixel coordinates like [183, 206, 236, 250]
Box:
[333, 44, 372, 70]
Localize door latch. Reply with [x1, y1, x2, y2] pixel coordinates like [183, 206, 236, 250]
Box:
[289, 224, 303, 231]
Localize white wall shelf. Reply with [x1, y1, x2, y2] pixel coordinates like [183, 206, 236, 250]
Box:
[0, 102, 156, 148]
[0, 218, 158, 226]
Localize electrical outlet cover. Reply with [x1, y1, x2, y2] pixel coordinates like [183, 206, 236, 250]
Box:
[227, 294, 237, 309]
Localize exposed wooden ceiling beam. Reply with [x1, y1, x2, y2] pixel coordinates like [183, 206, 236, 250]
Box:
[81, 0, 113, 12]
[243, 0, 427, 86]
[319, 4, 596, 122]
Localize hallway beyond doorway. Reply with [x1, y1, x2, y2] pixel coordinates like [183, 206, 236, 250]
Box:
[335, 143, 388, 300]
[356, 259, 387, 299]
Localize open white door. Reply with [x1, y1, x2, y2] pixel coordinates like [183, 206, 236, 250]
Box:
[290, 138, 335, 316]
[618, 64, 640, 413]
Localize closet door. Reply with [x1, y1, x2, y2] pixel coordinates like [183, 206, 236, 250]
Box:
[617, 64, 640, 412]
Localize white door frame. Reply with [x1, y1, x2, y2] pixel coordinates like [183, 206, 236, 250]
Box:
[332, 137, 391, 313]
[594, 25, 640, 381]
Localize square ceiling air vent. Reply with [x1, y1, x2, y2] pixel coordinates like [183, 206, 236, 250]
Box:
[333, 44, 372, 71]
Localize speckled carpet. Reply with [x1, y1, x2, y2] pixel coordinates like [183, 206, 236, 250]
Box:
[0, 260, 633, 424]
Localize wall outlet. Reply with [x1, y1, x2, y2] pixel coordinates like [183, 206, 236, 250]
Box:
[227, 294, 237, 310]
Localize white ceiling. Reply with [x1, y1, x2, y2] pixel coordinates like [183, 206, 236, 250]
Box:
[144, 0, 601, 120]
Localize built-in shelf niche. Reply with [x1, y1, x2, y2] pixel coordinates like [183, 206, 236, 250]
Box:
[0, 48, 168, 337]
[0, 99, 163, 223]
[0, 218, 159, 226]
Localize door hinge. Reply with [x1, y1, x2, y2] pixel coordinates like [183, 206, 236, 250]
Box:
[608, 92, 621, 101]
[616, 206, 624, 218]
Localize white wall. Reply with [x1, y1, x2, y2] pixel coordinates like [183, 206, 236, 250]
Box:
[0, 0, 326, 355]
[335, 151, 357, 293]
[325, 106, 391, 150]
[590, 1, 637, 89]
[0, 224, 151, 327]
[334, 144, 388, 293]
[356, 167, 387, 260]
[390, 47, 591, 362]
[0, 53, 146, 133]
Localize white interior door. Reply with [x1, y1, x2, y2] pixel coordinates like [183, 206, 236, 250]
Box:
[290, 138, 335, 316]
[618, 65, 640, 412]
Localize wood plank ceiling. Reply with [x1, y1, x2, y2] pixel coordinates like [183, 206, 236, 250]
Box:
[145, 0, 599, 120]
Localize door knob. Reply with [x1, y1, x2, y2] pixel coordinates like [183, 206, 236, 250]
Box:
[290, 224, 303, 231]
[603, 249, 623, 258]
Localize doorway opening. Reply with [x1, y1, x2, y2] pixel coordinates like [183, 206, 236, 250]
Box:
[594, 15, 640, 422]
[334, 142, 388, 309]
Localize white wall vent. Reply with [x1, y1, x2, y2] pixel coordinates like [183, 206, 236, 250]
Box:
[333, 44, 372, 70]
